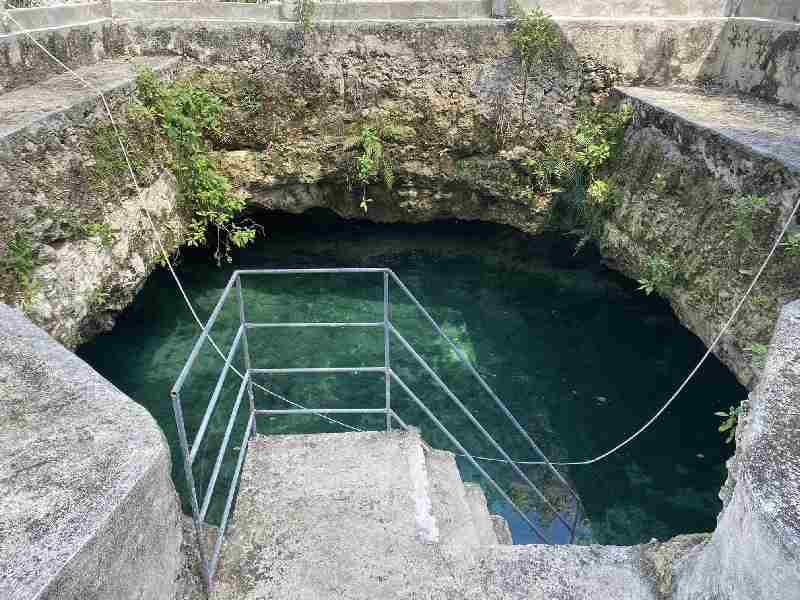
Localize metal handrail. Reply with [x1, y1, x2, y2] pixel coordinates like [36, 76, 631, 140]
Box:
[171, 267, 584, 593]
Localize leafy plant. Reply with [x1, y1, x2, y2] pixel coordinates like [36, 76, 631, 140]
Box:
[2, 232, 40, 305]
[637, 255, 675, 296]
[748, 342, 769, 369]
[781, 231, 800, 257]
[83, 222, 118, 248]
[352, 126, 394, 213]
[652, 172, 667, 194]
[574, 105, 632, 176]
[135, 68, 258, 264]
[733, 194, 770, 244]
[509, 7, 562, 126]
[715, 406, 739, 444]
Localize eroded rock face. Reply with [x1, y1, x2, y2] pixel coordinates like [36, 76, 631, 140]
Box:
[599, 112, 800, 388]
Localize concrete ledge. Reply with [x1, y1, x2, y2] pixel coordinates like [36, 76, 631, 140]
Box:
[111, 0, 283, 23]
[673, 300, 800, 599]
[0, 304, 182, 599]
[0, 20, 118, 94]
[0, 55, 180, 145]
[315, 0, 491, 21]
[0, 2, 110, 34]
[615, 85, 800, 173]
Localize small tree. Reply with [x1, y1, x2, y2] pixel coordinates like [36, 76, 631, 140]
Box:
[509, 7, 562, 127]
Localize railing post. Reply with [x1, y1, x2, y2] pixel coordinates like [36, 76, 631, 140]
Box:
[383, 271, 391, 432]
[236, 273, 257, 436]
[171, 389, 212, 592]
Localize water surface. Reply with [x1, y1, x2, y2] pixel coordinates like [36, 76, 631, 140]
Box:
[78, 211, 742, 545]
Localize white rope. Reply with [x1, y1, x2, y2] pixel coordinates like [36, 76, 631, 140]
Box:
[7, 7, 799, 466]
[2, 8, 363, 435]
[468, 193, 800, 467]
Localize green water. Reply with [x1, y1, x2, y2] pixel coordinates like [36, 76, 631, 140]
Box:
[77, 211, 742, 545]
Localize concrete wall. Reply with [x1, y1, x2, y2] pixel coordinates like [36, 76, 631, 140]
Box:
[673, 300, 800, 599]
[517, 0, 731, 18]
[734, 0, 800, 21]
[0, 304, 183, 600]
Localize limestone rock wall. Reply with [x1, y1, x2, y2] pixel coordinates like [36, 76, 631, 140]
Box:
[598, 97, 800, 387]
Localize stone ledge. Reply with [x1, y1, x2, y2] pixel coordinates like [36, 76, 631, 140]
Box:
[0, 55, 180, 144]
[673, 300, 800, 599]
[0, 304, 183, 600]
[615, 85, 800, 173]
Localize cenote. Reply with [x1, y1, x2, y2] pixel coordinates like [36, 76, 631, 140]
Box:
[77, 210, 743, 546]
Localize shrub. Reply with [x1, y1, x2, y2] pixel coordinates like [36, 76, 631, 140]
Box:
[135, 68, 257, 264]
[637, 255, 675, 296]
[352, 126, 394, 213]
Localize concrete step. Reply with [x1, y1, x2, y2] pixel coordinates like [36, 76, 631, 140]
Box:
[463, 482, 507, 546]
[614, 85, 800, 174]
[0, 55, 180, 145]
[491, 514, 513, 544]
[424, 448, 482, 551]
[213, 430, 467, 599]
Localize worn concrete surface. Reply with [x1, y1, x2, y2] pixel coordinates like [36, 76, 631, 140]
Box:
[618, 85, 800, 171]
[0, 55, 179, 141]
[0, 3, 110, 35]
[0, 304, 182, 600]
[464, 482, 503, 546]
[467, 544, 659, 600]
[212, 429, 676, 600]
[425, 448, 483, 551]
[673, 300, 800, 600]
[213, 430, 460, 599]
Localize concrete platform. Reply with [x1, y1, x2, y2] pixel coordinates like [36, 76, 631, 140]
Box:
[616, 85, 800, 173]
[0, 304, 182, 599]
[213, 430, 513, 599]
[0, 55, 180, 144]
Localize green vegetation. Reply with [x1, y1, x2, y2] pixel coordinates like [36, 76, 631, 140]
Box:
[1, 232, 40, 305]
[652, 172, 667, 194]
[748, 342, 769, 369]
[83, 222, 118, 248]
[715, 405, 739, 444]
[637, 255, 675, 296]
[733, 194, 770, 244]
[135, 68, 257, 264]
[351, 126, 394, 213]
[781, 231, 800, 257]
[509, 7, 562, 126]
[296, 0, 317, 33]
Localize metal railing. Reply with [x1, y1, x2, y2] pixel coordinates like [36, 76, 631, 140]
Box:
[171, 267, 584, 592]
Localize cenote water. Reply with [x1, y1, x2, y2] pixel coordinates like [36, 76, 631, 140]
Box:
[77, 211, 743, 545]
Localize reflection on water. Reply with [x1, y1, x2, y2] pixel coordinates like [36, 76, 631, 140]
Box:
[77, 210, 742, 545]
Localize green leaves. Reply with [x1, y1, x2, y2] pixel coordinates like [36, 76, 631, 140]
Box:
[509, 7, 561, 71]
[353, 126, 393, 213]
[637, 255, 675, 296]
[135, 68, 257, 263]
[733, 194, 770, 244]
[715, 406, 739, 444]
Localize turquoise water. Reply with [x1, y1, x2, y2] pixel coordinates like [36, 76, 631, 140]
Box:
[77, 210, 742, 545]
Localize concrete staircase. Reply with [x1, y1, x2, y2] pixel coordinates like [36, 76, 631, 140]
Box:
[210, 430, 664, 600]
[213, 430, 511, 599]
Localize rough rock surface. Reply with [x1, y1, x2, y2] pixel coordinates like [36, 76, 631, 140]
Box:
[603, 86, 800, 387]
[672, 300, 800, 600]
[0, 56, 184, 348]
[0, 303, 183, 600]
